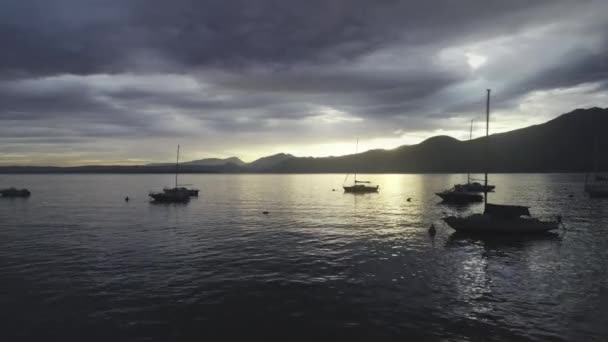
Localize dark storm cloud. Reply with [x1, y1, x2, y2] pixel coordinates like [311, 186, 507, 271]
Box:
[0, 0, 576, 76]
[1, 0, 608, 164]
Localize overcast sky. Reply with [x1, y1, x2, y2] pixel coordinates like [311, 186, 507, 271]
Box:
[1, 0, 608, 165]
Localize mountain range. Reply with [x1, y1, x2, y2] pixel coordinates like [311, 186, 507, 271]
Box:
[1, 107, 606, 173]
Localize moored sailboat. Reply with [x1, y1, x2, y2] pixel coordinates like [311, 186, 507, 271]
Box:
[443, 89, 560, 234]
[0, 187, 31, 198]
[436, 186, 483, 203]
[343, 139, 379, 193]
[436, 120, 492, 204]
[149, 145, 199, 203]
[460, 119, 495, 193]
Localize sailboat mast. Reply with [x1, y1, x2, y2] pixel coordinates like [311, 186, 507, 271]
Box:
[468, 119, 474, 184]
[354, 138, 359, 183]
[484, 89, 491, 205]
[175, 144, 180, 188]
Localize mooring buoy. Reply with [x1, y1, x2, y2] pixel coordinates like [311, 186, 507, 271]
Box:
[428, 224, 436, 237]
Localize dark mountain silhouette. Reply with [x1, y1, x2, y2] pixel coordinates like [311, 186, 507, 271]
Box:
[271, 107, 608, 173]
[147, 156, 246, 167]
[0, 107, 605, 173]
[246, 153, 295, 171]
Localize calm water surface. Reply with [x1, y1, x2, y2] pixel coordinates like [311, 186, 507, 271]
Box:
[1, 174, 607, 341]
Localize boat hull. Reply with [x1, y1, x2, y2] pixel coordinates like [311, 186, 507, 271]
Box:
[443, 214, 558, 234]
[0, 188, 31, 197]
[149, 193, 190, 203]
[149, 188, 191, 203]
[343, 185, 379, 193]
[174, 187, 199, 197]
[458, 183, 495, 193]
[436, 191, 482, 204]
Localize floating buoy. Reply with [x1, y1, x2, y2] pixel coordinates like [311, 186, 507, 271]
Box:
[262, 211, 269, 215]
[568, 194, 574, 198]
[407, 198, 412, 202]
[332, 189, 336, 191]
[428, 224, 436, 237]
[125, 196, 130, 202]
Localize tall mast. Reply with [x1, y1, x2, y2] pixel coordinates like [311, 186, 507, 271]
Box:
[468, 119, 474, 184]
[175, 144, 180, 188]
[354, 138, 359, 183]
[484, 89, 491, 205]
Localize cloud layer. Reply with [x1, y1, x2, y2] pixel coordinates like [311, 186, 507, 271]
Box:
[2, 0, 608, 164]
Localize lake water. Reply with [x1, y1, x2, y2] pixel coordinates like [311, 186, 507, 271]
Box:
[1, 174, 607, 341]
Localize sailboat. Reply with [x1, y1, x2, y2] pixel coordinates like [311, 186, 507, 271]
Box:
[435, 120, 483, 204]
[458, 120, 495, 193]
[584, 118, 608, 197]
[149, 145, 199, 203]
[0, 187, 31, 197]
[343, 139, 379, 193]
[443, 89, 560, 234]
[436, 120, 495, 203]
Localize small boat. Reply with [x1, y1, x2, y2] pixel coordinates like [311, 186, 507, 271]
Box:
[0, 187, 31, 197]
[343, 181, 379, 193]
[436, 121, 492, 203]
[149, 145, 198, 203]
[437, 120, 494, 202]
[343, 139, 379, 193]
[436, 185, 483, 204]
[149, 187, 191, 203]
[443, 89, 559, 235]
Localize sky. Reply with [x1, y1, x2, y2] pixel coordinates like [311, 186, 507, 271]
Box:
[1, 0, 608, 165]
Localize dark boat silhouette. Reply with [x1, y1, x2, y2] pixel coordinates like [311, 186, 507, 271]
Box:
[444, 203, 558, 234]
[149, 145, 198, 203]
[443, 89, 559, 234]
[343, 181, 380, 193]
[436, 185, 483, 203]
[343, 139, 379, 193]
[149, 187, 191, 203]
[436, 120, 493, 203]
[0, 187, 31, 197]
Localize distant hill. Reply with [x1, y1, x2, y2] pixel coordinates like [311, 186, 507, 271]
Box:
[1, 107, 605, 174]
[147, 156, 245, 167]
[246, 153, 295, 171]
[271, 107, 608, 173]
[181, 157, 245, 167]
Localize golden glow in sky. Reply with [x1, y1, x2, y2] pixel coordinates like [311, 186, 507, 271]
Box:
[465, 53, 487, 69]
